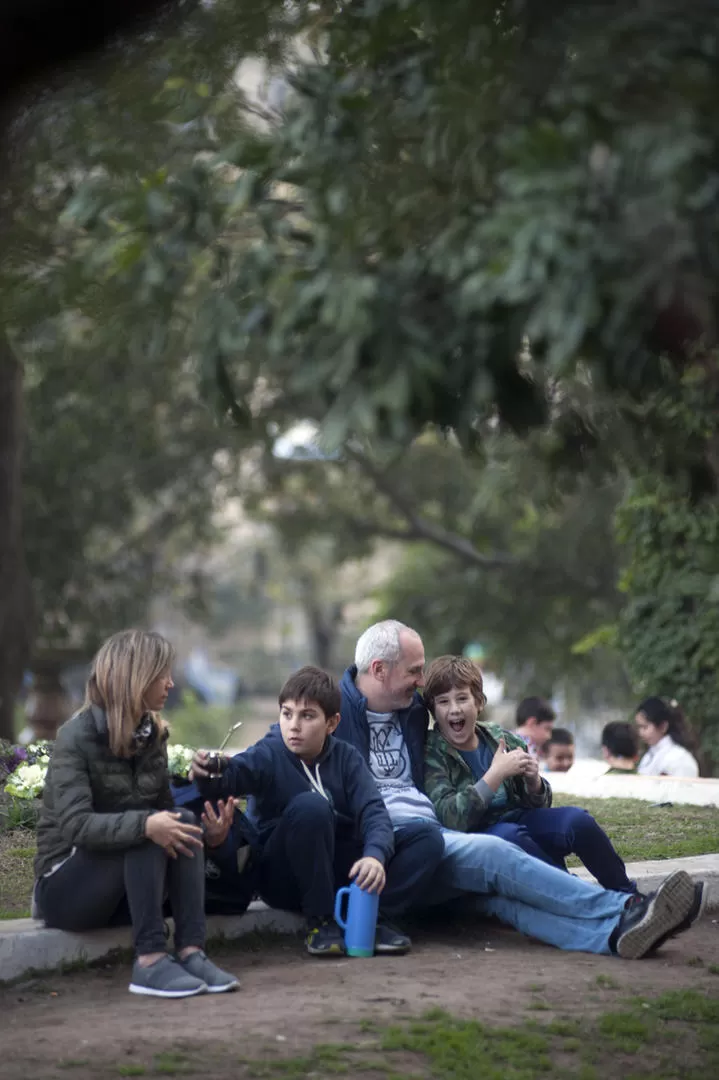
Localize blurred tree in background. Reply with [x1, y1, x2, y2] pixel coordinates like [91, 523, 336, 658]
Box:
[2, 1, 719, 762]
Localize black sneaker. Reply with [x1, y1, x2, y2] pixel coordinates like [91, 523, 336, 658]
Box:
[375, 920, 412, 955]
[648, 880, 706, 953]
[305, 917, 346, 957]
[613, 870, 695, 959]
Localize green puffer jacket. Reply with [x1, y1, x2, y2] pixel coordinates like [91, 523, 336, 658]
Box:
[34, 704, 173, 879]
[424, 721, 552, 832]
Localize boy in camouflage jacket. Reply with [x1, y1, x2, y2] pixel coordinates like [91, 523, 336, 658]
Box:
[423, 656, 636, 892]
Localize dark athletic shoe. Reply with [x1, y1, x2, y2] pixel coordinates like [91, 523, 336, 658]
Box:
[178, 950, 240, 993]
[129, 955, 207, 998]
[375, 920, 411, 955]
[648, 880, 706, 954]
[305, 917, 346, 957]
[614, 870, 695, 959]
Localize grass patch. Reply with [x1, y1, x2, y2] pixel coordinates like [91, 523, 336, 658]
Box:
[553, 795, 719, 862]
[595, 974, 619, 989]
[0, 827, 36, 918]
[47, 989, 719, 1080]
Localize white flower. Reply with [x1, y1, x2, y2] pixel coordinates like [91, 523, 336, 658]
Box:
[6, 761, 48, 799]
[167, 743, 195, 778]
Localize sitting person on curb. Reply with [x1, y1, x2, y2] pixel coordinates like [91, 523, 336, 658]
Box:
[170, 778, 260, 916]
[513, 696, 556, 759]
[601, 721, 640, 774]
[190, 665, 445, 958]
[542, 728, 576, 773]
[32, 629, 239, 999]
[423, 656, 635, 892]
[336, 620, 703, 959]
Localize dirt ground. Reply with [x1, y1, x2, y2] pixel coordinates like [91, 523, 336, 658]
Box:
[1, 916, 717, 1079]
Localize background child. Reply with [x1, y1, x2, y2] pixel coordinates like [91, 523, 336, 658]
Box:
[635, 698, 700, 778]
[601, 721, 640, 774]
[191, 666, 444, 957]
[513, 696, 556, 758]
[542, 728, 576, 773]
[423, 655, 636, 893]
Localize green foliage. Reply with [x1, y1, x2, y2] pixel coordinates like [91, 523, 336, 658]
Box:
[167, 695, 246, 751]
[8, 0, 719, 733]
[617, 480, 719, 764]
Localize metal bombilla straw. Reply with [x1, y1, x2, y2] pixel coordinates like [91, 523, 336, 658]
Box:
[218, 720, 243, 753]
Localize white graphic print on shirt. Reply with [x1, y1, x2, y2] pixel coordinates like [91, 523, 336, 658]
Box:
[366, 710, 437, 824]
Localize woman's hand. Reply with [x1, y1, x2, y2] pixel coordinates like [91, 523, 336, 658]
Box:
[145, 811, 204, 858]
[349, 856, 386, 894]
[201, 798, 236, 848]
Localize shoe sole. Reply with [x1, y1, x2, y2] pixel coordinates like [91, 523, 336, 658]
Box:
[375, 944, 411, 955]
[305, 946, 346, 957]
[129, 982, 208, 998]
[205, 980, 241, 993]
[617, 870, 695, 960]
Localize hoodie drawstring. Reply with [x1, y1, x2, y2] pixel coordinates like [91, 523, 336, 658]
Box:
[301, 760, 328, 801]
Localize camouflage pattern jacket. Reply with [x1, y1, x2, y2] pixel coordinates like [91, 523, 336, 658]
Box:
[424, 721, 552, 832]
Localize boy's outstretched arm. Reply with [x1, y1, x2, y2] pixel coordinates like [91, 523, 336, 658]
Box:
[191, 743, 270, 801]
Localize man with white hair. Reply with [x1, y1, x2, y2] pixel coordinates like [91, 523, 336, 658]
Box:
[335, 621, 701, 958]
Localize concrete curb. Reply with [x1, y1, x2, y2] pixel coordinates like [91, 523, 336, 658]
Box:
[0, 902, 303, 984]
[1, 854, 717, 984]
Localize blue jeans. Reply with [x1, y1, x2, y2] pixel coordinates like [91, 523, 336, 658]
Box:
[485, 806, 634, 892]
[423, 829, 629, 955]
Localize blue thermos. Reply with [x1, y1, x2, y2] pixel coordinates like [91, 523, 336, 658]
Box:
[334, 882, 379, 957]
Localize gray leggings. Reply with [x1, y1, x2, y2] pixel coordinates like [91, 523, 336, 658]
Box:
[35, 810, 206, 955]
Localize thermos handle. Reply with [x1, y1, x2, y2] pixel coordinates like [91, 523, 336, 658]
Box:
[334, 886, 351, 930]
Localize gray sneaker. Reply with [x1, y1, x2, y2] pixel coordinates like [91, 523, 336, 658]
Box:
[129, 954, 208, 998]
[178, 950, 240, 993]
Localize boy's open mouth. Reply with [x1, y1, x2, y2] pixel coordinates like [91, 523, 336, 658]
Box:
[449, 718, 466, 733]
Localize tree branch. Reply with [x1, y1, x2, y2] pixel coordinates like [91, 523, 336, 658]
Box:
[345, 447, 518, 569]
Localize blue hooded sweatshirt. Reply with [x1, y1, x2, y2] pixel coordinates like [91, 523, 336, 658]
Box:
[336, 666, 430, 790]
[196, 727, 395, 865]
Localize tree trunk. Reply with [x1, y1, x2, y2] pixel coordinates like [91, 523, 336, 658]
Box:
[0, 337, 31, 740]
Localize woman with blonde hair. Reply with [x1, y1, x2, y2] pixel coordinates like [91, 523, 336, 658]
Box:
[33, 629, 239, 998]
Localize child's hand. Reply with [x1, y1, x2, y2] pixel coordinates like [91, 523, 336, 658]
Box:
[523, 757, 543, 793]
[349, 856, 386, 894]
[482, 738, 534, 791]
[492, 738, 531, 778]
[201, 797, 236, 848]
[190, 749, 228, 781]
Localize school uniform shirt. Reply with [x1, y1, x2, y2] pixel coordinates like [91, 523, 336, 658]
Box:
[637, 734, 699, 778]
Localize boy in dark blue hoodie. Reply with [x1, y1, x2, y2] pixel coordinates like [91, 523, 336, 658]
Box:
[191, 666, 444, 957]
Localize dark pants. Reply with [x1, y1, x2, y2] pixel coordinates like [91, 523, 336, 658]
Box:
[485, 805, 634, 892]
[35, 809, 206, 954]
[259, 792, 445, 919]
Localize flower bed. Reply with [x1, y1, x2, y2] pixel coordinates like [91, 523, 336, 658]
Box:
[0, 738, 197, 834]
